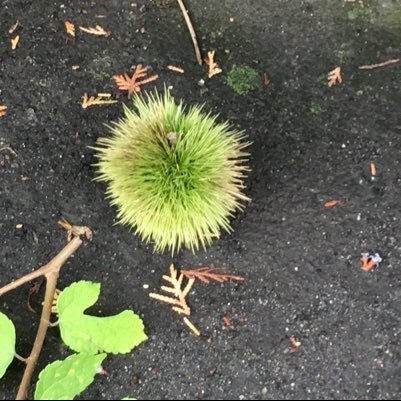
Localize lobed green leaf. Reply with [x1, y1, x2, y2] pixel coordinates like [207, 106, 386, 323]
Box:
[57, 281, 147, 354]
[34, 353, 106, 400]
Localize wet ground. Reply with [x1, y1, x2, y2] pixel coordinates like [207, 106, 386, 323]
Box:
[1, 0, 401, 399]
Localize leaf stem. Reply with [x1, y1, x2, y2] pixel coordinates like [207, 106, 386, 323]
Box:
[14, 353, 28, 363]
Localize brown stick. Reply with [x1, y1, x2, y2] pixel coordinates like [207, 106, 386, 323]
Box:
[0, 236, 83, 400]
[15, 271, 59, 400]
[176, 0, 202, 65]
[358, 58, 400, 70]
[0, 237, 82, 297]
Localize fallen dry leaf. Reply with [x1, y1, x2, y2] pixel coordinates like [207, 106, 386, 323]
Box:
[263, 72, 270, 85]
[327, 66, 342, 87]
[113, 64, 158, 98]
[64, 21, 75, 37]
[324, 199, 343, 208]
[359, 59, 400, 70]
[11, 35, 20, 50]
[0, 105, 7, 117]
[79, 25, 110, 36]
[149, 264, 195, 316]
[9, 20, 19, 34]
[289, 336, 301, 353]
[223, 316, 234, 330]
[81, 93, 118, 109]
[360, 253, 382, 271]
[205, 50, 222, 78]
[180, 267, 245, 284]
[167, 65, 185, 74]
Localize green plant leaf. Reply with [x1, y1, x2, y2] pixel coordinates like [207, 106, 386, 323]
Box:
[0, 312, 16, 378]
[57, 281, 147, 354]
[34, 353, 106, 400]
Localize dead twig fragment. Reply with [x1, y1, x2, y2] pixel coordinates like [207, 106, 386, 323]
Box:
[176, 0, 202, 65]
[81, 93, 117, 109]
[113, 64, 158, 98]
[58, 217, 93, 241]
[370, 162, 377, 177]
[358, 59, 400, 70]
[11, 35, 20, 50]
[149, 264, 194, 316]
[180, 267, 245, 284]
[183, 317, 201, 336]
[79, 25, 111, 36]
[205, 50, 222, 78]
[9, 20, 19, 34]
[64, 21, 75, 37]
[327, 66, 342, 87]
[0, 105, 8, 117]
[167, 65, 185, 74]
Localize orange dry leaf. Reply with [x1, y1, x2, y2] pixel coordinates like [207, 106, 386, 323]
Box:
[64, 21, 75, 37]
[11, 36, 20, 50]
[223, 316, 234, 330]
[167, 65, 185, 74]
[180, 267, 245, 284]
[0, 105, 7, 117]
[113, 64, 158, 98]
[205, 50, 222, 78]
[79, 25, 110, 36]
[81, 93, 117, 109]
[149, 264, 195, 316]
[327, 66, 342, 87]
[324, 199, 343, 208]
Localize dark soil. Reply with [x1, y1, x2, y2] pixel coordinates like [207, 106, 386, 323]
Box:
[1, 0, 401, 399]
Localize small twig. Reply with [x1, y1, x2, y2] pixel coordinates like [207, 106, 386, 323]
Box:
[359, 58, 400, 70]
[176, 0, 202, 65]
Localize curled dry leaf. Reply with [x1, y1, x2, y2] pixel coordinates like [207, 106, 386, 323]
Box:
[149, 264, 195, 316]
[180, 267, 245, 284]
[0, 105, 7, 117]
[113, 64, 158, 98]
[327, 67, 342, 87]
[79, 25, 111, 36]
[81, 93, 117, 109]
[205, 50, 222, 78]
[64, 21, 75, 37]
[11, 35, 20, 50]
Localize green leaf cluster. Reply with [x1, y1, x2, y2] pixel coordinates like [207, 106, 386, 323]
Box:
[1, 281, 147, 400]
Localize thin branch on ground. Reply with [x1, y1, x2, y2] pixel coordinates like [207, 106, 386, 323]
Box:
[358, 58, 400, 70]
[0, 223, 91, 400]
[176, 0, 202, 65]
